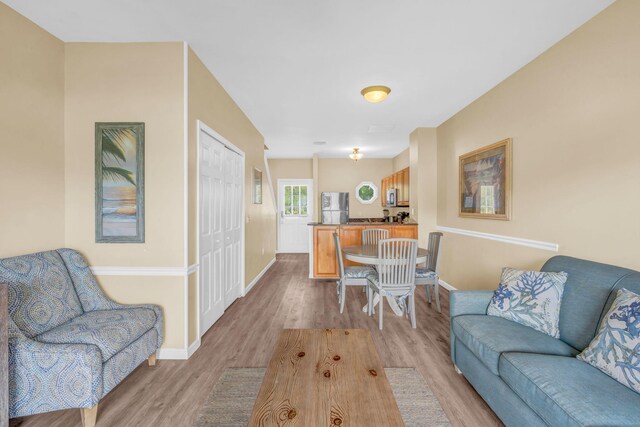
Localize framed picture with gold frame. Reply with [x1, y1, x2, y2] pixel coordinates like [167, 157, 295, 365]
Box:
[459, 138, 512, 220]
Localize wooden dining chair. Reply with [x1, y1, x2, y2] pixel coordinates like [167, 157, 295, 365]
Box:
[333, 233, 377, 313]
[415, 232, 443, 312]
[362, 228, 389, 245]
[366, 238, 419, 329]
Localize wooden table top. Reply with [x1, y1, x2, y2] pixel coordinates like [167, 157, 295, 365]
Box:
[248, 329, 404, 426]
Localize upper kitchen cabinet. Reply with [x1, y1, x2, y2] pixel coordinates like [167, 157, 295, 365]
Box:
[381, 167, 410, 207]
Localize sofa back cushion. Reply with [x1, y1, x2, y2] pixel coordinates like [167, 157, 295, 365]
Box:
[600, 272, 640, 325]
[541, 256, 635, 351]
[0, 250, 83, 337]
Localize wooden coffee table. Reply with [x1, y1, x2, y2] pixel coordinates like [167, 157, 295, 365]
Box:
[248, 329, 404, 426]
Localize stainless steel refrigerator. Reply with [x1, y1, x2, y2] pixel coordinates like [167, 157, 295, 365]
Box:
[321, 192, 349, 224]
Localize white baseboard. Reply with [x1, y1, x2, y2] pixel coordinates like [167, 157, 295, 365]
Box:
[187, 339, 201, 358]
[244, 257, 276, 296]
[438, 279, 457, 292]
[158, 347, 188, 360]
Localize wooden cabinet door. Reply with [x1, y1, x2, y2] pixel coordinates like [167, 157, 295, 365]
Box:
[339, 226, 363, 267]
[397, 167, 410, 206]
[391, 225, 418, 239]
[314, 226, 339, 278]
[381, 177, 387, 207]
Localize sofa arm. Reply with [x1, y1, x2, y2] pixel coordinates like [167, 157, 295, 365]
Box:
[449, 290, 494, 318]
[449, 290, 494, 364]
[9, 330, 103, 418]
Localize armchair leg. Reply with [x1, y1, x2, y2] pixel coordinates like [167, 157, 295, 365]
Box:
[148, 353, 157, 367]
[80, 404, 98, 427]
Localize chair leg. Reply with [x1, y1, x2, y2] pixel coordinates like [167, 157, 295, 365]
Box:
[378, 293, 384, 330]
[409, 293, 416, 328]
[80, 404, 98, 427]
[148, 353, 157, 367]
[339, 281, 346, 314]
[434, 281, 441, 313]
[425, 284, 432, 303]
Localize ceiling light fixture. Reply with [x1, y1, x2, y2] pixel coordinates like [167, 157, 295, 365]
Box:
[349, 148, 363, 161]
[361, 85, 391, 103]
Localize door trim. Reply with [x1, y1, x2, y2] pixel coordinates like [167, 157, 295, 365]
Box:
[196, 120, 246, 339]
[277, 179, 314, 253]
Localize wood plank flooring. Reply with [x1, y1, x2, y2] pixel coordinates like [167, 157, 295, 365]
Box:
[10, 254, 502, 427]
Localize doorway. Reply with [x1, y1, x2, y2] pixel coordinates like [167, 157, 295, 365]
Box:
[277, 179, 314, 253]
[198, 121, 244, 337]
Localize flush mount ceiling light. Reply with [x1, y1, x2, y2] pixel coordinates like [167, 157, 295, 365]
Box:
[361, 85, 391, 103]
[349, 148, 363, 161]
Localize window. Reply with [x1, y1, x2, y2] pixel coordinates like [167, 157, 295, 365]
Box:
[480, 185, 496, 214]
[283, 185, 308, 216]
[355, 181, 378, 204]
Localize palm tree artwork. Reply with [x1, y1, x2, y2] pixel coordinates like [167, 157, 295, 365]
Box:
[96, 123, 144, 242]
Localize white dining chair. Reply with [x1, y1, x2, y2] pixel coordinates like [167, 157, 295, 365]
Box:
[362, 228, 389, 245]
[366, 238, 419, 329]
[415, 232, 443, 313]
[333, 233, 377, 313]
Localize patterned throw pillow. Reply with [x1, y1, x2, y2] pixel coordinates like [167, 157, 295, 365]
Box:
[578, 288, 640, 394]
[487, 268, 568, 338]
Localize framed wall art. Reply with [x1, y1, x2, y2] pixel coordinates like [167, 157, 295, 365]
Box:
[252, 167, 262, 204]
[459, 138, 512, 220]
[95, 122, 145, 242]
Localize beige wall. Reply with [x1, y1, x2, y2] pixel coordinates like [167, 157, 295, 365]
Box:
[187, 48, 276, 344]
[318, 158, 393, 219]
[64, 42, 186, 348]
[0, 3, 65, 257]
[392, 148, 410, 172]
[410, 128, 438, 244]
[436, 0, 640, 290]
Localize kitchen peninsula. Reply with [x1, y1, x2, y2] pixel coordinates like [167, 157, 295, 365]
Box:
[307, 221, 418, 279]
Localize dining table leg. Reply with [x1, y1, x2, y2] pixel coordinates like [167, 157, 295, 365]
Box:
[362, 294, 403, 316]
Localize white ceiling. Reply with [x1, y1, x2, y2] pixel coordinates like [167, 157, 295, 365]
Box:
[3, 0, 614, 158]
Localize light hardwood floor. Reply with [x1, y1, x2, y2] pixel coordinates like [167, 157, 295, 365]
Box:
[10, 254, 502, 427]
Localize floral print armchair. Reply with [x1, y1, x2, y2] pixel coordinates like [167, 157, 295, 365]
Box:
[0, 249, 163, 426]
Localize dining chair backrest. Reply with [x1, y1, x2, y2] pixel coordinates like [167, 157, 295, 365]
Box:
[377, 238, 419, 289]
[362, 228, 389, 245]
[333, 232, 345, 279]
[426, 232, 443, 273]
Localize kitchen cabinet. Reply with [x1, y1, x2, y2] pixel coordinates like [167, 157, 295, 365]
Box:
[391, 225, 417, 239]
[380, 167, 410, 207]
[313, 226, 339, 278]
[339, 226, 363, 267]
[312, 224, 418, 278]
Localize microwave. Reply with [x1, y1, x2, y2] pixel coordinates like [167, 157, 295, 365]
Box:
[386, 188, 397, 207]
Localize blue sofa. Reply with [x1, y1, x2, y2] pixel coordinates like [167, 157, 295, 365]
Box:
[450, 256, 640, 427]
[0, 249, 163, 425]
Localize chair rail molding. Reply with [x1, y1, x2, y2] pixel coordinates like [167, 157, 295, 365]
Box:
[436, 226, 559, 252]
[91, 264, 199, 277]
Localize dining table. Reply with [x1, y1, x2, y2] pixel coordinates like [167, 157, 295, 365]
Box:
[342, 244, 429, 316]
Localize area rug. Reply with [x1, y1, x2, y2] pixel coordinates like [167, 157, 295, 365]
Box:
[194, 367, 450, 426]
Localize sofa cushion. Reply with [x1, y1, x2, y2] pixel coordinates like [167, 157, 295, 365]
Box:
[487, 268, 567, 338]
[541, 256, 635, 351]
[0, 251, 84, 337]
[452, 315, 578, 375]
[578, 288, 640, 394]
[36, 308, 157, 362]
[500, 353, 640, 427]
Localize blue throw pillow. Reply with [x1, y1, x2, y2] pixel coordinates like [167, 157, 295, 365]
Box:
[487, 268, 567, 338]
[578, 288, 640, 394]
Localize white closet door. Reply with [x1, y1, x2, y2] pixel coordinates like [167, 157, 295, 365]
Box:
[199, 130, 225, 334]
[223, 148, 243, 308]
